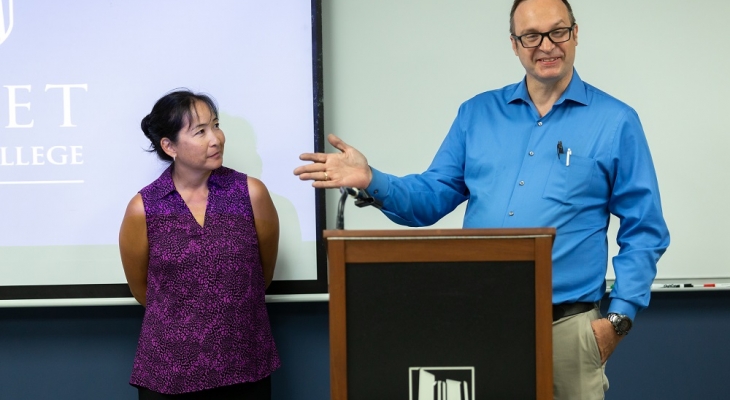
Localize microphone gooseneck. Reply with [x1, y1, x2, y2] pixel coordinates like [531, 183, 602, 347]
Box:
[336, 187, 384, 230]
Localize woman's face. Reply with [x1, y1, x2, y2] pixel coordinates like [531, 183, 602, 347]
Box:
[164, 100, 225, 172]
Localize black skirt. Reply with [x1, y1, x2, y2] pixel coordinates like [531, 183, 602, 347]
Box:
[137, 376, 271, 400]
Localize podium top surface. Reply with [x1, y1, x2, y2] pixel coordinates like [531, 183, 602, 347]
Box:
[323, 227, 556, 240]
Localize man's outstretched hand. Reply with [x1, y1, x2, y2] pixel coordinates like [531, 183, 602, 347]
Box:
[294, 134, 373, 189]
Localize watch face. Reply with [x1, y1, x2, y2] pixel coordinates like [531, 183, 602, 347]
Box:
[616, 318, 630, 331]
[609, 314, 632, 334]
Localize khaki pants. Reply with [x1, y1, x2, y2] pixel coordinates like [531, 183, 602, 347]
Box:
[553, 308, 609, 400]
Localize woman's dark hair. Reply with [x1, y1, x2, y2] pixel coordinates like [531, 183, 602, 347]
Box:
[141, 89, 219, 162]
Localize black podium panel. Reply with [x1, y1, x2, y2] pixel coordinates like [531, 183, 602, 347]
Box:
[345, 261, 536, 399]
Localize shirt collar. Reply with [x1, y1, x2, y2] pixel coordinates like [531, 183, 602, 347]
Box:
[508, 68, 589, 107]
[146, 165, 228, 200]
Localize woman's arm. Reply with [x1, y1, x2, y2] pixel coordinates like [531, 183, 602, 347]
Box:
[248, 177, 280, 288]
[119, 193, 149, 306]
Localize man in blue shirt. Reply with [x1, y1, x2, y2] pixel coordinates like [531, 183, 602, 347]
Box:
[295, 0, 669, 397]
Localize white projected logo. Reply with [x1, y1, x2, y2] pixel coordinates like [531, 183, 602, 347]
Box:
[409, 367, 475, 400]
[0, 0, 13, 45]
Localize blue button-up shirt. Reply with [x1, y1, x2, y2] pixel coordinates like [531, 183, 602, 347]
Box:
[366, 70, 670, 320]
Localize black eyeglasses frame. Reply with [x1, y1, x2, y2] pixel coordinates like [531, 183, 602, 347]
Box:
[511, 24, 576, 48]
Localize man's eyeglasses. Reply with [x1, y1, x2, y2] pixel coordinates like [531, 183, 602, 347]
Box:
[512, 24, 575, 48]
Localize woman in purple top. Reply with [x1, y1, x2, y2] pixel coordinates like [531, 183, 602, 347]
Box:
[119, 89, 281, 399]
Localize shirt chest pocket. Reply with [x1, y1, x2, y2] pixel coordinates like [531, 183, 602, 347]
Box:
[542, 154, 596, 205]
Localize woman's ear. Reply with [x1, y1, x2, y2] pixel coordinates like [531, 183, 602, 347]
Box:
[160, 137, 176, 160]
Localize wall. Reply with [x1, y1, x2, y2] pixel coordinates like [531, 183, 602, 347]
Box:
[0, 302, 331, 400]
[1, 293, 729, 399]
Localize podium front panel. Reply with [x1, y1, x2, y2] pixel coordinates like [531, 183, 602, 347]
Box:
[346, 260, 536, 399]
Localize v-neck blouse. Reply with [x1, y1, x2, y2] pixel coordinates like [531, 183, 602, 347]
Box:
[130, 165, 280, 394]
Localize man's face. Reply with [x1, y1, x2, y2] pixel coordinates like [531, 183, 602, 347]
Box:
[511, 0, 578, 88]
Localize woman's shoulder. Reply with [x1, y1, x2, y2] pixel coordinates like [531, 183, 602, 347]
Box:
[213, 167, 272, 203]
[212, 166, 248, 185]
[246, 176, 270, 202]
[123, 193, 146, 219]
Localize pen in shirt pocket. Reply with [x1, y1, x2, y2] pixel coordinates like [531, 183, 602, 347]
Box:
[566, 148, 572, 166]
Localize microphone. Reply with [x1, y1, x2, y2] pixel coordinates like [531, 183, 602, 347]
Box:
[343, 187, 383, 209]
[335, 187, 383, 230]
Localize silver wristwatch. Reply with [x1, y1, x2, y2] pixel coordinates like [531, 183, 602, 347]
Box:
[606, 313, 633, 336]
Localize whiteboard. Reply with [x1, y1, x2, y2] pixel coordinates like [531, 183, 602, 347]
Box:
[322, 0, 729, 282]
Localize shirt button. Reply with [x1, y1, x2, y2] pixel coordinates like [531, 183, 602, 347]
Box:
[509, 211, 515, 216]
[537, 121, 543, 126]
[373, 190, 378, 195]
[519, 181, 525, 186]
[529, 151, 534, 156]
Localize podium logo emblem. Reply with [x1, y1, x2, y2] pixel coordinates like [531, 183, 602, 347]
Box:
[0, 0, 14, 46]
[409, 366, 475, 400]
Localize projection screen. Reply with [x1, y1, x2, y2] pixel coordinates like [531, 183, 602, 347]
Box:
[0, 0, 327, 306]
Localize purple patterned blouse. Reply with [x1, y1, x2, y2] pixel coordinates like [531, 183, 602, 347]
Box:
[130, 166, 280, 394]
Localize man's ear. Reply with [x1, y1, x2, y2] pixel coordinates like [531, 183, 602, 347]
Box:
[511, 36, 519, 56]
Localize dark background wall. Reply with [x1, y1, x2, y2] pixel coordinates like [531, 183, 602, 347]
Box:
[1, 291, 729, 400]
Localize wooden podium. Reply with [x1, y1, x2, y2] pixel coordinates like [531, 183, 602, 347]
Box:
[324, 228, 555, 400]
